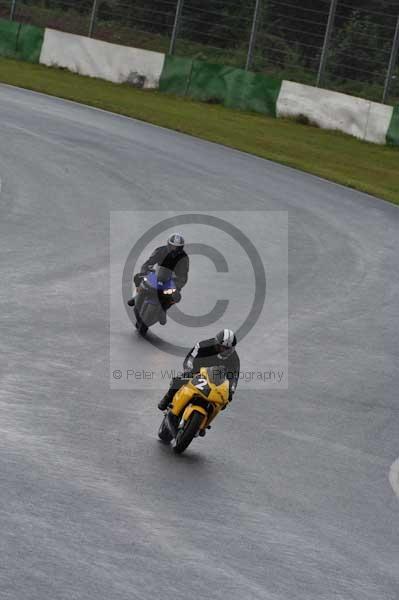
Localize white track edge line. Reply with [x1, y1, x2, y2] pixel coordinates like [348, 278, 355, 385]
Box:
[389, 456, 399, 499]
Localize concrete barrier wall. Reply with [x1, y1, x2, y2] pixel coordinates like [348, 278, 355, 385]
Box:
[1, 19, 398, 146]
[39, 29, 165, 89]
[276, 81, 394, 145]
[364, 102, 395, 145]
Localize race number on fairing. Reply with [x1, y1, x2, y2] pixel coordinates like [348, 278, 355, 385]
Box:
[192, 375, 211, 397]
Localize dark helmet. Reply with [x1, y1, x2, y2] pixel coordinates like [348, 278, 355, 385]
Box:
[167, 232, 185, 249]
[215, 329, 236, 359]
[207, 365, 226, 387]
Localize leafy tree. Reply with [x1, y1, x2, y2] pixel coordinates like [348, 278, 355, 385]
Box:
[328, 10, 391, 83]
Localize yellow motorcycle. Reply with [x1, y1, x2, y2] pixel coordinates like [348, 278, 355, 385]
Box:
[158, 367, 230, 454]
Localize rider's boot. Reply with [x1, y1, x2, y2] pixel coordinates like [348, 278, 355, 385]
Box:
[127, 297, 135, 307]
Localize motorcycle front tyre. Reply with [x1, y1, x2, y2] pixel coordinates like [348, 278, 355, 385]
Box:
[158, 415, 173, 444]
[174, 411, 204, 454]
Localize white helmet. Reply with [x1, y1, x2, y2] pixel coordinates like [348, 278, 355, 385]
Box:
[215, 329, 236, 359]
[167, 232, 185, 248]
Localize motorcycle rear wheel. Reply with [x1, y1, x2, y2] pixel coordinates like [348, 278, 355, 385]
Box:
[136, 321, 148, 336]
[174, 411, 204, 454]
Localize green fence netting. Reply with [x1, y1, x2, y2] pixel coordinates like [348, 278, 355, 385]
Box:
[386, 105, 399, 146]
[188, 61, 281, 117]
[0, 19, 44, 63]
[159, 55, 193, 96]
[0, 19, 20, 59]
[159, 54, 282, 118]
[17, 23, 44, 63]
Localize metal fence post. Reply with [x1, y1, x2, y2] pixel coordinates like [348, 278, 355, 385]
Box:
[246, 0, 261, 71]
[169, 0, 184, 55]
[317, 0, 338, 87]
[382, 16, 399, 104]
[88, 0, 99, 38]
[9, 0, 17, 21]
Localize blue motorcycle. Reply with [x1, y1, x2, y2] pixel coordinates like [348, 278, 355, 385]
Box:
[134, 266, 178, 335]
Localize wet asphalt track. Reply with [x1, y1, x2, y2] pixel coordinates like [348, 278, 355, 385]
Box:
[0, 84, 398, 600]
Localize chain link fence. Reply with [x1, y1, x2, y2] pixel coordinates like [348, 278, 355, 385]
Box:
[0, 0, 398, 103]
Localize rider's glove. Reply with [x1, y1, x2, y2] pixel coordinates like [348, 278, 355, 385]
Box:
[185, 357, 194, 372]
[172, 289, 181, 303]
[222, 388, 235, 410]
[228, 383, 236, 403]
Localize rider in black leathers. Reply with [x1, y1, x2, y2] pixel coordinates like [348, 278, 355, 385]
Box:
[127, 233, 189, 324]
[158, 329, 240, 410]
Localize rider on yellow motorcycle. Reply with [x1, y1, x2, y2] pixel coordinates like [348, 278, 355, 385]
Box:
[158, 329, 240, 411]
[165, 365, 230, 440]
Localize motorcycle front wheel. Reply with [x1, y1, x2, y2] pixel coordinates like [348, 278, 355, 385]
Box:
[174, 411, 204, 454]
[141, 302, 161, 328]
[134, 307, 148, 336]
[158, 415, 173, 443]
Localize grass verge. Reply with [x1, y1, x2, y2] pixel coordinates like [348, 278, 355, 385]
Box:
[0, 57, 398, 205]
